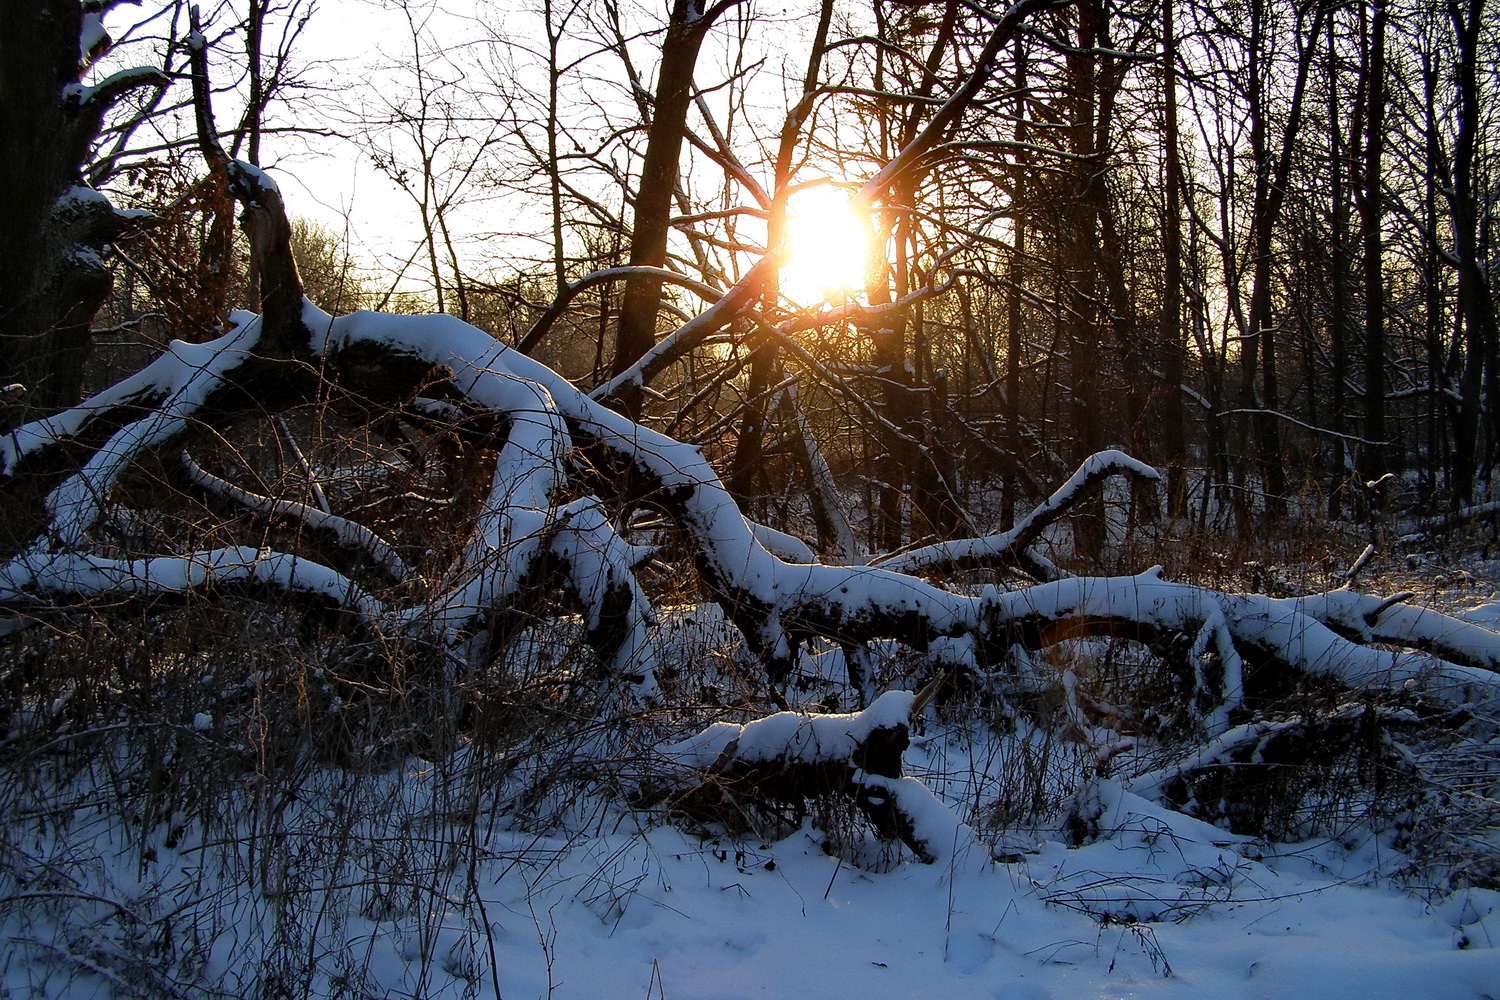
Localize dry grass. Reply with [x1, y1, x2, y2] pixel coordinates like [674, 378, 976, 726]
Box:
[4, 437, 1500, 993]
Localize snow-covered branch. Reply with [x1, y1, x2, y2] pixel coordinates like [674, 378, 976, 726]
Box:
[875, 450, 1159, 577]
[0, 545, 381, 623]
[181, 452, 411, 582]
[12, 275, 1500, 730]
[986, 569, 1500, 728]
[665, 690, 975, 863]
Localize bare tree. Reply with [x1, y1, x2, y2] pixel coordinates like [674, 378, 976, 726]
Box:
[4, 9, 1500, 933]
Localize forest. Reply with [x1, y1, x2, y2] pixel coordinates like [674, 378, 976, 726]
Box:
[2, 0, 1500, 996]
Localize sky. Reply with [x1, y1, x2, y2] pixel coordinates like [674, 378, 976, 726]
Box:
[241, 0, 846, 294]
[89, 0, 878, 303]
[270, 1, 463, 273]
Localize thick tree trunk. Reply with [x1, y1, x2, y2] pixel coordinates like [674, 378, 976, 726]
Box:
[1065, 0, 1106, 560]
[1236, 0, 1286, 517]
[1449, 0, 1498, 504]
[0, 0, 138, 412]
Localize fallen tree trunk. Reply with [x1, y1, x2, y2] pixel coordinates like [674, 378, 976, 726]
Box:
[3, 111, 1498, 767]
[663, 689, 975, 863]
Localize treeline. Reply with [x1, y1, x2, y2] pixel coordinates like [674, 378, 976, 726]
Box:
[62, 0, 1500, 550]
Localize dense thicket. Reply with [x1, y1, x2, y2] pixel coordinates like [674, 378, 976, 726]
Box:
[9, 0, 1498, 534]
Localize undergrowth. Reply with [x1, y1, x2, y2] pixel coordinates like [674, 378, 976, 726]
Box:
[2, 500, 1499, 996]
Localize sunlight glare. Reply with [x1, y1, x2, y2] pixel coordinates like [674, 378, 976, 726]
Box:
[779, 186, 870, 305]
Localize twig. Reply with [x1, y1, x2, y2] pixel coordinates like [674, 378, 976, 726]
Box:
[1342, 544, 1376, 587]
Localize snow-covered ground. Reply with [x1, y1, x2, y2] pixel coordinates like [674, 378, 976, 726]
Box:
[7, 770, 1499, 1000]
[6, 575, 1500, 999]
[411, 819, 1496, 1000]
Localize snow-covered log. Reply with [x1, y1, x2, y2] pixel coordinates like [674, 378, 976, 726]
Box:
[9, 283, 1500, 723]
[664, 690, 975, 863]
[1115, 704, 1425, 841]
[0, 545, 381, 624]
[981, 569, 1500, 730]
[548, 498, 657, 691]
[180, 452, 411, 582]
[874, 449, 1158, 578]
[1276, 589, 1500, 674]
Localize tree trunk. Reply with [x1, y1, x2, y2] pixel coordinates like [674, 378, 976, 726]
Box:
[1327, 9, 1352, 518]
[1236, 0, 1324, 522]
[728, 0, 834, 506]
[611, 0, 723, 418]
[1357, 0, 1388, 493]
[1448, 0, 1498, 504]
[1422, 46, 1447, 498]
[1065, 0, 1106, 560]
[1160, 0, 1187, 518]
[0, 0, 154, 413]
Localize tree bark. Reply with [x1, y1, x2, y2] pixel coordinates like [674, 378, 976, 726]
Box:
[1357, 0, 1388, 493]
[611, 0, 731, 418]
[1064, 0, 1106, 559]
[1160, 0, 1187, 518]
[1448, 0, 1498, 504]
[1327, 9, 1352, 517]
[0, 1, 157, 413]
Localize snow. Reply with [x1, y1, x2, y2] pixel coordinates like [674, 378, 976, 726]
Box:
[79, 11, 108, 64]
[2, 317, 262, 530]
[7, 743, 1499, 1000]
[987, 570, 1500, 723]
[1284, 588, 1500, 672]
[858, 770, 978, 863]
[747, 520, 817, 563]
[665, 689, 917, 767]
[51, 185, 110, 212]
[63, 66, 154, 107]
[11, 290, 1499, 722]
[549, 497, 657, 689]
[0, 545, 384, 620]
[7, 273, 1500, 994]
[230, 159, 281, 195]
[879, 449, 1159, 576]
[305, 304, 983, 665]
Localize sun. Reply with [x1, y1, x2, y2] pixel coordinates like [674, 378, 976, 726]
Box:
[778, 186, 871, 306]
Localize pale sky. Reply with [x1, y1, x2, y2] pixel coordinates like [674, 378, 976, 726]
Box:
[265, 0, 835, 291]
[99, 0, 859, 298]
[272, 1, 466, 276]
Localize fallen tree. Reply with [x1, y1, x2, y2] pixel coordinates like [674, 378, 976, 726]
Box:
[5, 150, 1499, 856]
[3, 6, 1499, 877]
[7, 177, 1497, 708]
